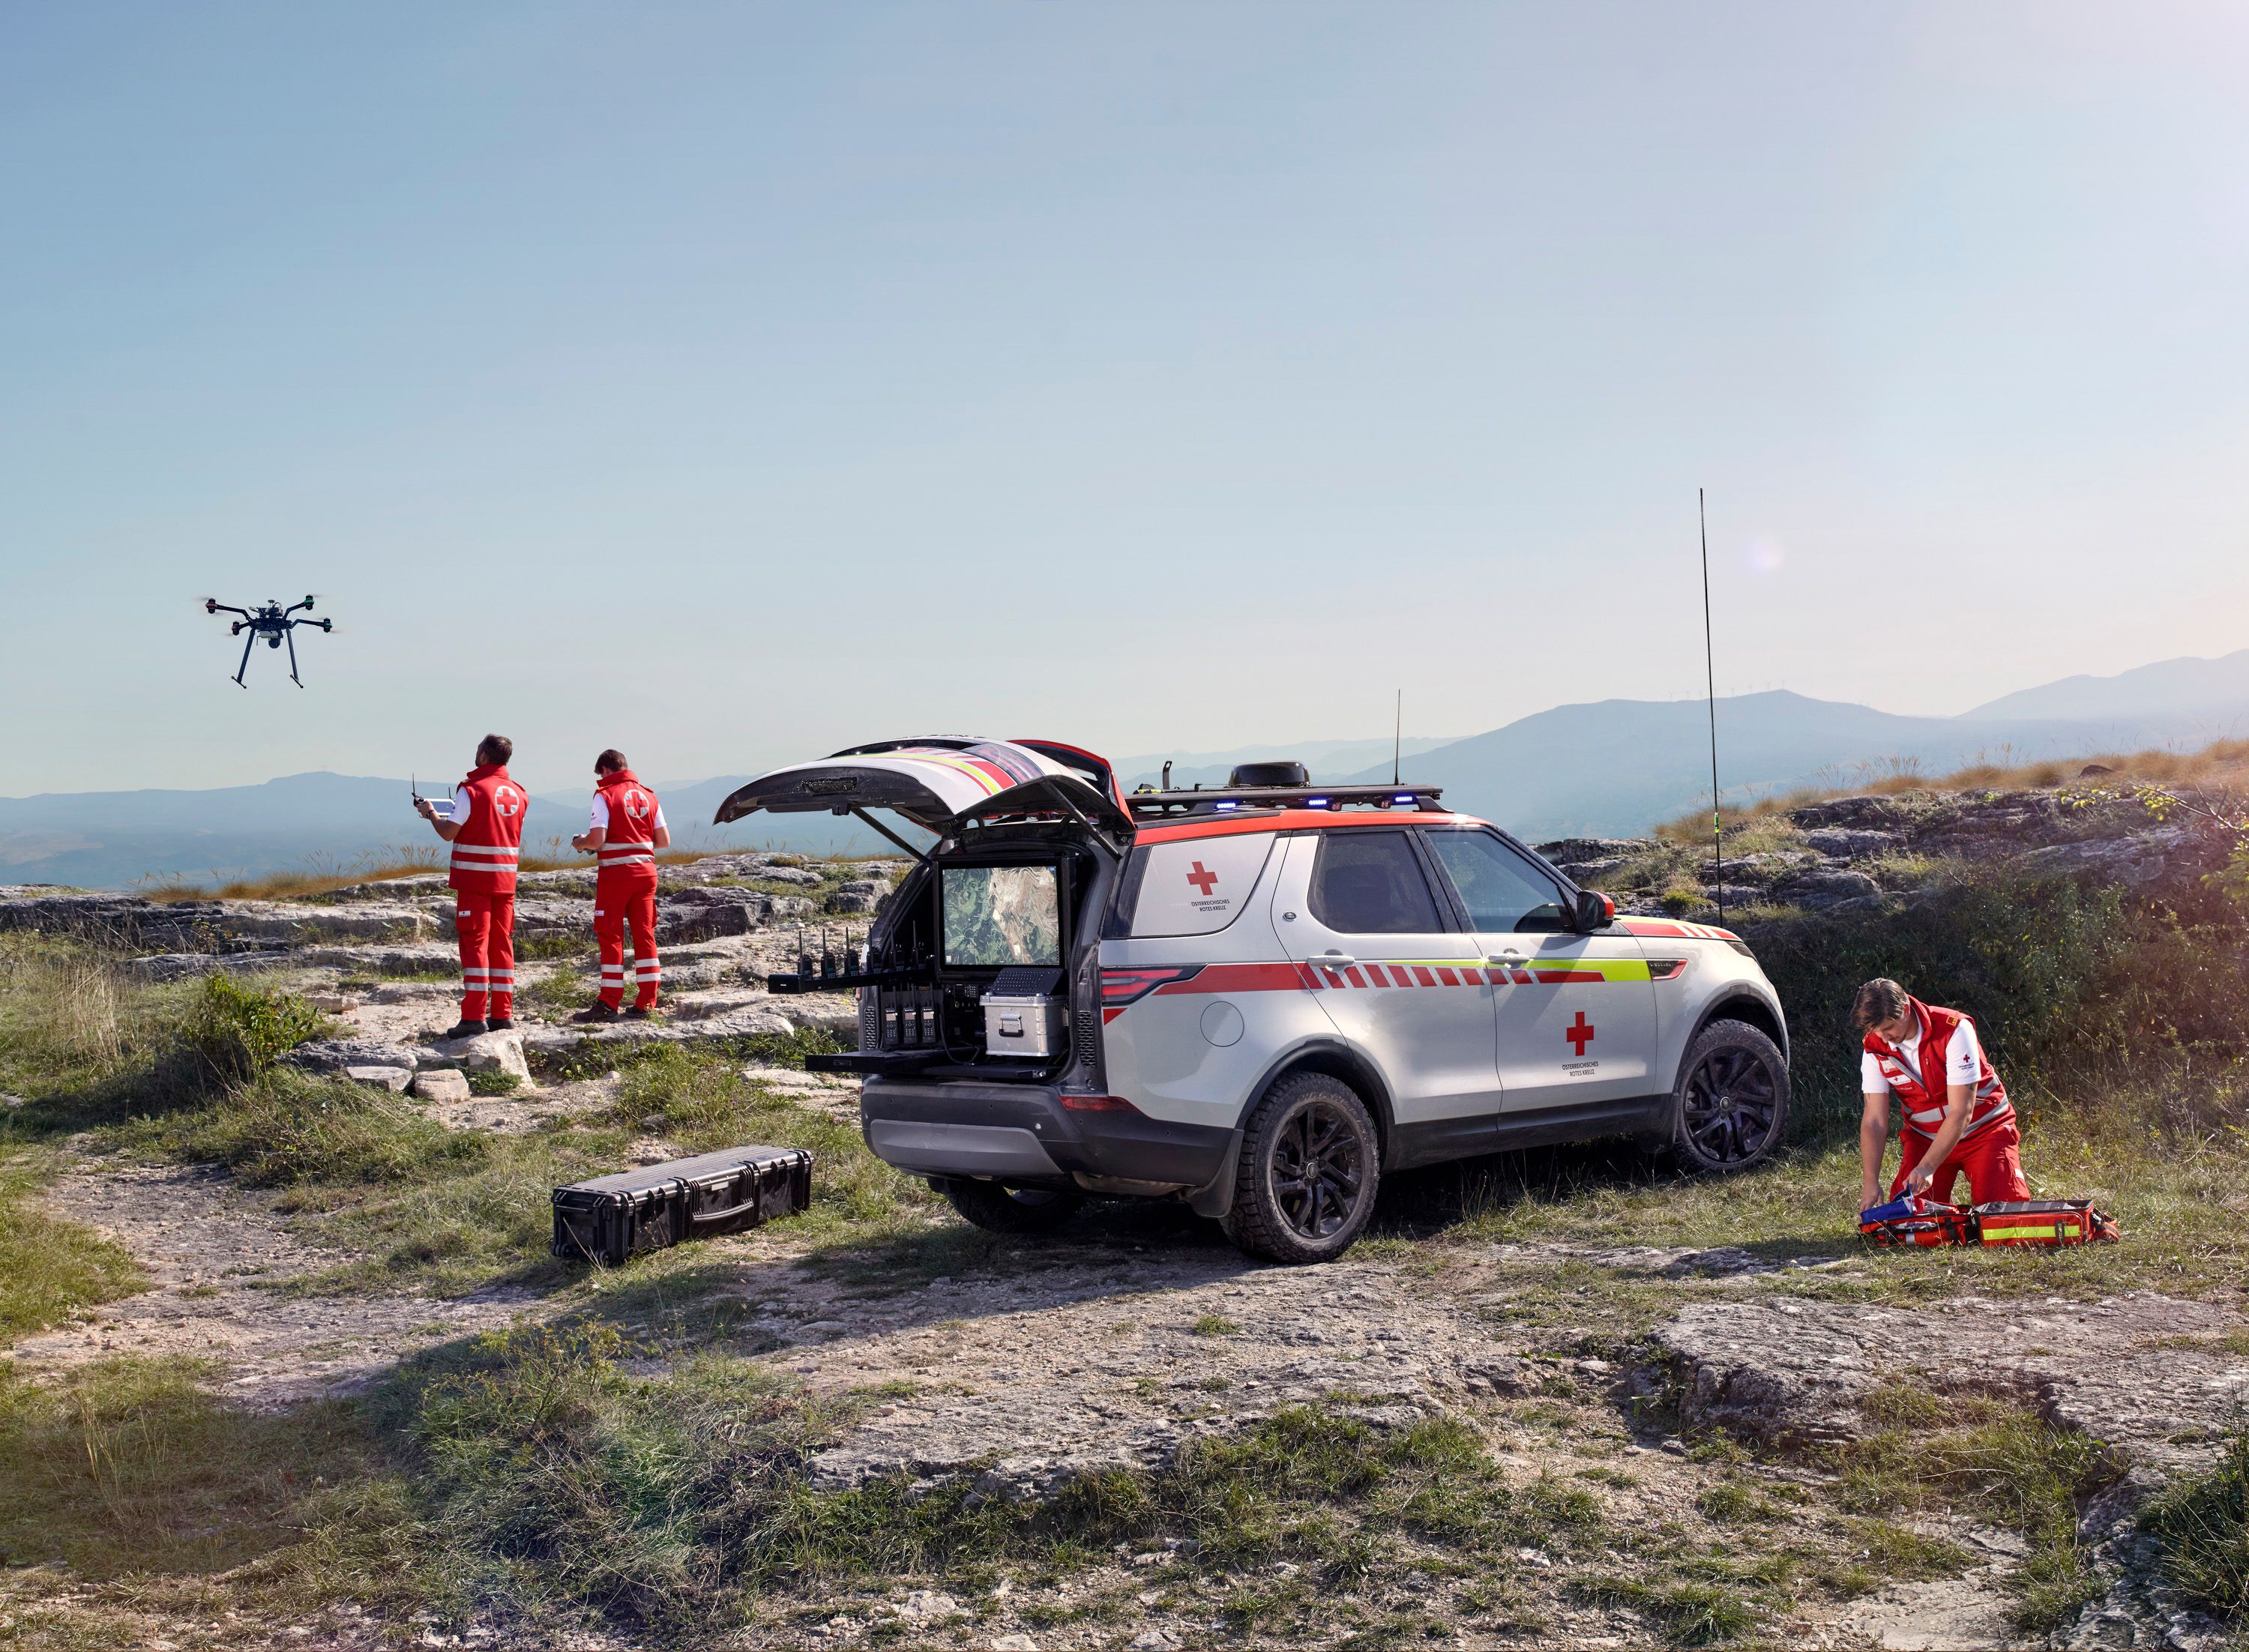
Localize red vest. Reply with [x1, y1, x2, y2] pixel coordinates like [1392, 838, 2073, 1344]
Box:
[594, 770, 661, 881]
[448, 764, 526, 895]
[1863, 998, 2012, 1142]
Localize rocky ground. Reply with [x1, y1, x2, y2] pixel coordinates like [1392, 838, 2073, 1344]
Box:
[4, 807, 2246, 1651]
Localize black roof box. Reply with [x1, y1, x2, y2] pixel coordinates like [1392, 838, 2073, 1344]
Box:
[1229, 760, 1308, 789]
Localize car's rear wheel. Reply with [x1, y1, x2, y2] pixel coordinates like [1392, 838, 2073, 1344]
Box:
[1667, 1019, 1789, 1173]
[1221, 1072, 1379, 1264]
[942, 1180, 1085, 1234]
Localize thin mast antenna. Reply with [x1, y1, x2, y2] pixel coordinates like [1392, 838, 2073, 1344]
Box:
[1392, 690, 1402, 786]
[1699, 488, 1724, 929]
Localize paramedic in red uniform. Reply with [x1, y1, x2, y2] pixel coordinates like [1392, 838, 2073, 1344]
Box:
[1855, 977, 2033, 1211]
[415, 734, 527, 1038]
[569, 750, 670, 1020]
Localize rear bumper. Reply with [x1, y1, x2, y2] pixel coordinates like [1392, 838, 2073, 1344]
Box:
[862, 1078, 1232, 1196]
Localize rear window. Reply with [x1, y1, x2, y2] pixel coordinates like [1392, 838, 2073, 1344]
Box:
[942, 866, 1062, 966]
[1124, 833, 1275, 938]
[1308, 831, 1443, 935]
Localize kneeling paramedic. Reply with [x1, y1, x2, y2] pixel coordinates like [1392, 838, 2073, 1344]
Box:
[415, 733, 527, 1038]
[570, 749, 669, 1020]
[1855, 977, 2032, 1213]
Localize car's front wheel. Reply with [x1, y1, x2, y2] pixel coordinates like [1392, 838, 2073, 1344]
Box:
[1221, 1072, 1380, 1264]
[942, 1180, 1085, 1234]
[1666, 1019, 1789, 1173]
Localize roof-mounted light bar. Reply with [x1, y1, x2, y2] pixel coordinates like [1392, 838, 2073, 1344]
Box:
[1124, 782, 1446, 820]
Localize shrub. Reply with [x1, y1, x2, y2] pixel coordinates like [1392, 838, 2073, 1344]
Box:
[179, 974, 328, 1088]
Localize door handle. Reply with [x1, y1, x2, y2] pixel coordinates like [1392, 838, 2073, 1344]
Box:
[1310, 952, 1355, 969]
[1487, 950, 1526, 965]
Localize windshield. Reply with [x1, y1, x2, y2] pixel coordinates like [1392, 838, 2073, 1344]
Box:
[942, 865, 1062, 967]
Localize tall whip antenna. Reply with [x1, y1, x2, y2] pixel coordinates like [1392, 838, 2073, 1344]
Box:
[1699, 488, 1724, 929]
[1393, 690, 1402, 786]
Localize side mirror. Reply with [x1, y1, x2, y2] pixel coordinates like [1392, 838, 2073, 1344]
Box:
[1572, 889, 1616, 932]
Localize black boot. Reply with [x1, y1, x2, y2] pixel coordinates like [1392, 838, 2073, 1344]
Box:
[442, 1019, 488, 1040]
[571, 1002, 621, 1024]
[486, 1017, 515, 1031]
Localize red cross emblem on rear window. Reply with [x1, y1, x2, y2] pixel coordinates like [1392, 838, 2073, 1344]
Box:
[1565, 1011, 1595, 1055]
[1186, 861, 1218, 896]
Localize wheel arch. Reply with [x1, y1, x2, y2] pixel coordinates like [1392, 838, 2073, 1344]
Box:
[1685, 989, 1789, 1078]
[1233, 1038, 1397, 1161]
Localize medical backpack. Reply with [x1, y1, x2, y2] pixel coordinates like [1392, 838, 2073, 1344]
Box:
[1858, 1195, 2119, 1249]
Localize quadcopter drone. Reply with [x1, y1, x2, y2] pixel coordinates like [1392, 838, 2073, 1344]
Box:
[202, 595, 334, 687]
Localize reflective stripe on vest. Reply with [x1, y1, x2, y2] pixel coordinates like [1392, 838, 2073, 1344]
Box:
[448, 766, 527, 894]
[593, 771, 661, 877]
[1865, 998, 2013, 1142]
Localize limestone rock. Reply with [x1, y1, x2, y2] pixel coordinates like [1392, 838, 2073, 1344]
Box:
[827, 879, 889, 914]
[1768, 868, 1883, 909]
[343, 1066, 413, 1093]
[127, 951, 292, 980]
[412, 1068, 472, 1103]
[440, 1031, 531, 1082]
[1798, 827, 1898, 859]
[287, 1037, 424, 1074]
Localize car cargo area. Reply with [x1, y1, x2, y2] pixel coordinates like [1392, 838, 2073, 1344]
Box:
[805, 834, 1107, 1082]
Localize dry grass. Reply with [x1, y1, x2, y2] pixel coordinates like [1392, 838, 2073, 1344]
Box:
[137, 842, 710, 905]
[1656, 735, 2249, 842]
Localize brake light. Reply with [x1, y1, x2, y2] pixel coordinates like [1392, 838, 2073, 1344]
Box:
[1100, 965, 1204, 1007]
[1061, 1094, 1141, 1112]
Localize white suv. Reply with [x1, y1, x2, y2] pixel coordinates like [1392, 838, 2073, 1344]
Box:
[719, 738, 1791, 1264]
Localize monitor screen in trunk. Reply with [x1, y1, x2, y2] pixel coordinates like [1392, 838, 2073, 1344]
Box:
[942, 865, 1062, 968]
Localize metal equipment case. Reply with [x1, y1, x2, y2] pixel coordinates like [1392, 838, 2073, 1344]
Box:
[980, 965, 1066, 1058]
[552, 1145, 812, 1266]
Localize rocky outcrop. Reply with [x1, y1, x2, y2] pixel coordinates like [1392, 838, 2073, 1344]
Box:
[1538, 783, 2236, 920]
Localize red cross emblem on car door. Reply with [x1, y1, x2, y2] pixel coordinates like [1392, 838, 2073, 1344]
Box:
[1565, 1011, 1595, 1055]
[1186, 862, 1218, 895]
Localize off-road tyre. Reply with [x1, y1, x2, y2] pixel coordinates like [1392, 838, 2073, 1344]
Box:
[1221, 1072, 1380, 1264]
[942, 1180, 1085, 1235]
[1665, 1019, 1789, 1174]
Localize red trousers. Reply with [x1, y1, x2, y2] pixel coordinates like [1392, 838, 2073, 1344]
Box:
[455, 892, 516, 1022]
[595, 872, 660, 1009]
[1891, 1115, 2031, 1205]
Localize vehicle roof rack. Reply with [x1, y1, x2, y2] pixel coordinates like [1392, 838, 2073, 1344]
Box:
[1124, 783, 1445, 820]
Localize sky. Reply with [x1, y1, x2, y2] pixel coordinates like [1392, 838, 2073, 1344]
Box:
[4, 1, 2247, 796]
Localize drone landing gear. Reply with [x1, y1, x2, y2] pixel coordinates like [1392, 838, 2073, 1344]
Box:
[234, 628, 256, 687]
[286, 627, 303, 688]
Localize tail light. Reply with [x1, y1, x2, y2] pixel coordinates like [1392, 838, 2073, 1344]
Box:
[1100, 965, 1203, 1008]
[1061, 1094, 1141, 1112]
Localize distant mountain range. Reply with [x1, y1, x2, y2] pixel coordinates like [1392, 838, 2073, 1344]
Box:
[6, 650, 2245, 887]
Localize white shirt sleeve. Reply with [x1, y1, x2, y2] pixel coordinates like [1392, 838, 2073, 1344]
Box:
[1945, 1021, 1981, 1085]
[653, 804, 667, 832]
[445, 785, 473, 825]
[588, 794, 611, 832]
[1861, 1051, 1888, 1094]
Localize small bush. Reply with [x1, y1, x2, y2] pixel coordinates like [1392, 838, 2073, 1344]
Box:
[179, 974, 328, 1089]
[466, 1070, 522, 1097]
[2143, 1427, 2249, 1618]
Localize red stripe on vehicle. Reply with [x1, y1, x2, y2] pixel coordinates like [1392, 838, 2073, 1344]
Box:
[1412, 966, 1436, 986]
[1102, 1007, 1126, 1024]
[1534, 969, 1604, 983]
[1344, 967, 1367, 988]
[1152, 962, 1311, 996]
[1435, 968, 1460, 986]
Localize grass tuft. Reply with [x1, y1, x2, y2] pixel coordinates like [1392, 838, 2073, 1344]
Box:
[2143, 1426, 2249, 1618]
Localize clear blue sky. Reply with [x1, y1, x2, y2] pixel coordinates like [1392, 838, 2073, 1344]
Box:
[4, 2, 2245, 795]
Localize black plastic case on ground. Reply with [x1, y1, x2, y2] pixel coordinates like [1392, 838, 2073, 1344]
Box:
[552, 1145, 812, 1266]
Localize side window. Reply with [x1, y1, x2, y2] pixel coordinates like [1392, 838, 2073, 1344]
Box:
[1127, 834, 1277, 938]
[1308, 831, 1443, 935]
[1423, 830, 1571, 932]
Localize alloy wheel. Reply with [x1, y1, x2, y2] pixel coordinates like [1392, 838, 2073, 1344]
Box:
[1271, 1099, 1368, 1239]
[1682, 1044, 1780, 1164]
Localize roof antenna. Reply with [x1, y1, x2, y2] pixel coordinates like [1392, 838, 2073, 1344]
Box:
[1392, 690, 1402, 786]
[1699, 488, 1725, 929]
